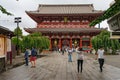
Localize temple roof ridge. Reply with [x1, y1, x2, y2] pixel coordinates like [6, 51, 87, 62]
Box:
[38, 4, 94, 6]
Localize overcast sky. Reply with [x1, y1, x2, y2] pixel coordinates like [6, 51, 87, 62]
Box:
[0, 0, 113, 35]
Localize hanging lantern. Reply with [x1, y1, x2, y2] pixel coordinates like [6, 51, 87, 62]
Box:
[64, 17, 67, 23]
[54, 39, 57, 45]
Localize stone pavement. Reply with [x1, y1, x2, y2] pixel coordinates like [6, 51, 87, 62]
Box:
[105, 55, 120, 68]
[6, 54, 25, 70]
[85, 52, 120, 68]
[0, 52, 120, 80]
[7, 52, 120, 70]
[6, 53, 47, 70]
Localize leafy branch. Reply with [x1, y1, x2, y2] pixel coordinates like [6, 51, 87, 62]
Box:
[0, 5, 13, 15]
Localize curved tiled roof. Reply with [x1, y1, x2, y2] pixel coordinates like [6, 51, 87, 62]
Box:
[26, 4, 103, 24]
[26, 4, 103, 14]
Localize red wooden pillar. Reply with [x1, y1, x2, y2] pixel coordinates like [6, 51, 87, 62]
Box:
[49, 38, 52, 50]
[70, 37, 72, 48]
[90, 37, 92, 48]
[80, 37, 82, 48]
[59, 38, 62, 49]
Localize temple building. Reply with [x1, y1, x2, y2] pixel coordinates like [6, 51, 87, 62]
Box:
[0, 26, 14, 72]
[25, 4, 104, 51]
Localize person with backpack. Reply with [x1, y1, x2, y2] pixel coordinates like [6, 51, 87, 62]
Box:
[30, 47, 37, 68]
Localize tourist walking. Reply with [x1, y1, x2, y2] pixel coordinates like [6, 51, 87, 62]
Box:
[68, 47, 73, 62]
[97, 46, 105, 72]
[76, 47, 84, 73]
[24, 48, 29, 66]
[59, 48, 61, 53]
[30, 47, 37, 68]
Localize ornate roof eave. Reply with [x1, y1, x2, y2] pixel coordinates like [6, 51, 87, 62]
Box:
[26, 11, 40, 23]
[24, 28, 104, 34]
[26, 11, 103, 16]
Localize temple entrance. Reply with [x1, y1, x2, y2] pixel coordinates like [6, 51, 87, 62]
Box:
[62, 39, 70, 50]
[72, 39, 80, 51]
[72, 39, 80, 48]
[52, 39, 59, 51]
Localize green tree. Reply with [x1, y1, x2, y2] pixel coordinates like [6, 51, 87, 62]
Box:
[92, 30, 120, 54]
[12, 27, 23, 54]
[14, 27, 22, 37]
[22, 32, 50, 54]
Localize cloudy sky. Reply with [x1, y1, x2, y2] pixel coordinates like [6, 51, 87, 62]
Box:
[0, 0, 113, 35]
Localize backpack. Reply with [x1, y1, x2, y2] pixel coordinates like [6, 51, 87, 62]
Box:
[31, 49, 37, 56]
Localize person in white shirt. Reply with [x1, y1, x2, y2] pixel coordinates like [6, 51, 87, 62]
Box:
[76, 47, 84, 73]
[97, 46, 105, 72]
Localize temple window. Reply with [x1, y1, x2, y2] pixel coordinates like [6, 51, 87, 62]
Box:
[72, 20, 75, 22]
[67, 20, 70, 23]
[46, 20, 50, 23]
[56, 20, 59, 22]
[52, 20, 55, 22]
[82, 20, 85, 23]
